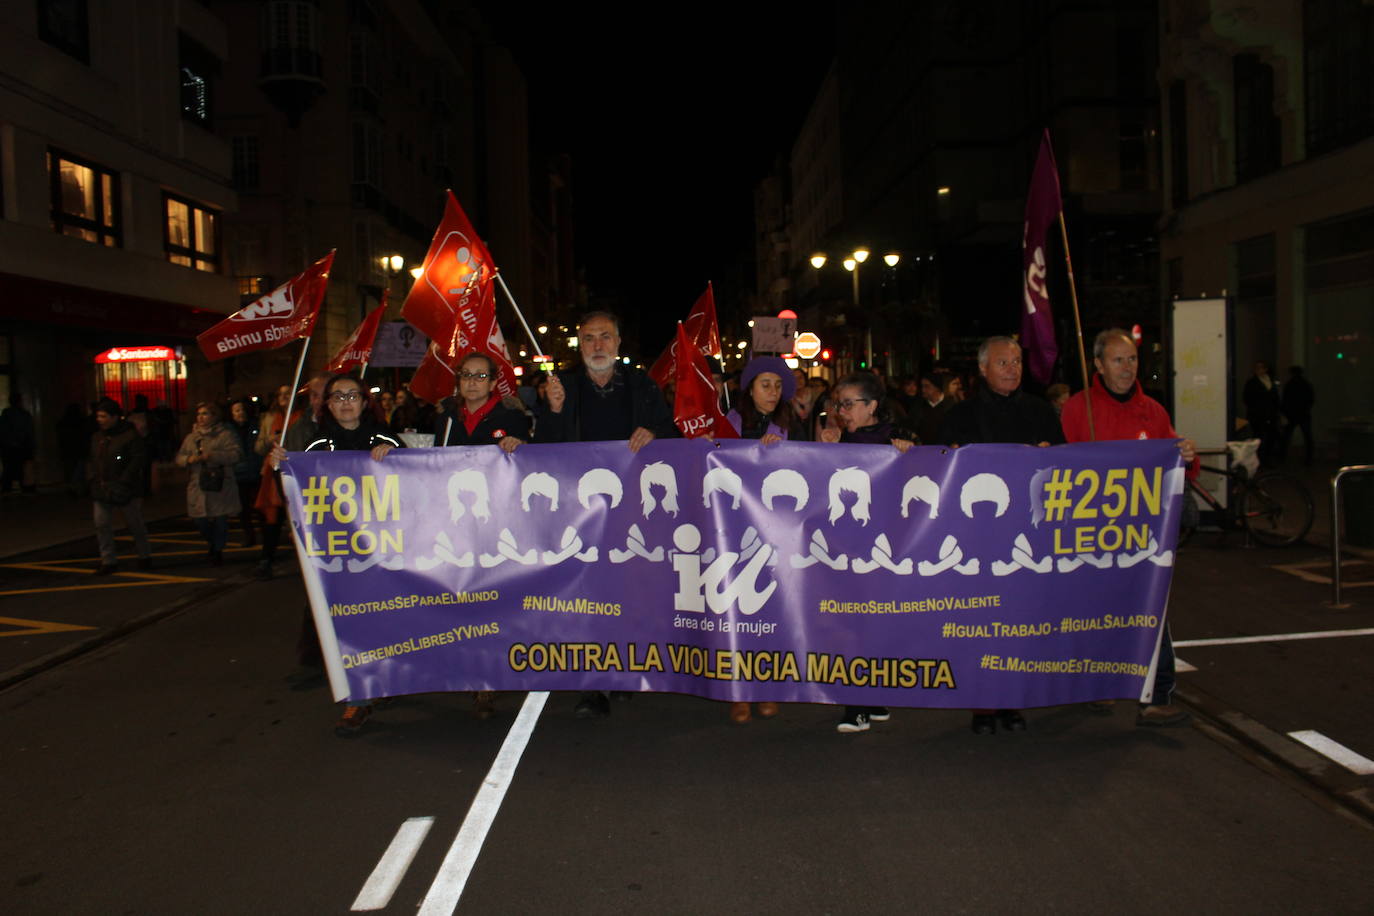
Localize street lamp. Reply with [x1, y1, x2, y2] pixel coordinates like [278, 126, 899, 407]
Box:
[811, 246, 901, 370]
[380, 254, 405, 274]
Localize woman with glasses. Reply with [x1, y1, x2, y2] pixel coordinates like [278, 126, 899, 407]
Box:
[270, 373, 401, 736]
[176, 402, 243, 566]
[818, 373, 918, 734]
[434, 353, 530, 450]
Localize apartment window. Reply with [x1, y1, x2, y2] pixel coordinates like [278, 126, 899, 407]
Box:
[231, 136, 260, 191]
[47, 149, 120, 246]
[1305, 0, 1374, 155]
[37, 0, 89, 63]
[237, 276, 270, 297]
[164, 193, 219, 272]
[179, 34, 219, 126]
[1234, 54, 1280, 182]
[352, 122, 381, 188]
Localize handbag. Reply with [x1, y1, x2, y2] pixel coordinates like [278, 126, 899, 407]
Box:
[199, 464, 225, 492]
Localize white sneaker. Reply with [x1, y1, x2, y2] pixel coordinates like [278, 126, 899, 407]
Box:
[836, 710, 870, 733]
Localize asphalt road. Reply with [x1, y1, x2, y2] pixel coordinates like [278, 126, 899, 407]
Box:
[2, 515, 1372, 914]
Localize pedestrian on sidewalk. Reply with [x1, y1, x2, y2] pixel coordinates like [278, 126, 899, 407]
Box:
[229, 399, 260, 547]
[0, 392, 37, 493]
[1061, 328, 1198, 727]
[176, 402, 242, 566]
[87, 398, 152, 574]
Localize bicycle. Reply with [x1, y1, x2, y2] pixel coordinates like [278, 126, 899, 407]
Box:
[1182, 445, 1314, 547]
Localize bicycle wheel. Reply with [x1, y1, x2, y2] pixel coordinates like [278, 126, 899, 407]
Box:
[1239, 471, 1314, 546]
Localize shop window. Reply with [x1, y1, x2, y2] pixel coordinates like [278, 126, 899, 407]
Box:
[37, 0, 89, 64]
[164, 193, 219, 272]
[47, 148, 120, 246]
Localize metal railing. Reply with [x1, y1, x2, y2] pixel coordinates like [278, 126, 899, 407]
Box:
[1330, 464, 1374, 606]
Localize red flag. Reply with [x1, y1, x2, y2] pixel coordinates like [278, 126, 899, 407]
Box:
[198, 251, 333, 361]
[672, 323, 737, 439]
[649, 283, 721, 390]
[401, 191, 496, 359]
[326, 292, 388, 373]
[409, 344, 457, 406]
[1021, 129, 1063, 385]
[430, 282, 520, 399]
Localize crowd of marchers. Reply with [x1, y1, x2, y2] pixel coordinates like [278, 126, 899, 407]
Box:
[73, 312, 1207, 739]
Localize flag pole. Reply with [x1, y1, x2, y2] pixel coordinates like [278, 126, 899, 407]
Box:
[278, 337, 313, 447]
[717, 350, 730, 411]
[494, 272, 547, 359]
[443, 416, 453, 447]
[1056, 212, 1095, 440]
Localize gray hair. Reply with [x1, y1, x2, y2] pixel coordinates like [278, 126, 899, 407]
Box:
[577, 310, 620, 336]
[1092, 328, 1135, 361]
[977, 336, 1020, 367]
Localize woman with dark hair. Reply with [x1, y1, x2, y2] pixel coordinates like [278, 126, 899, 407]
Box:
[175, 401, 243, 565]
[434, 352, 530, 450]
[727, 355, 808, 446]
[271, 373, 401, 736]
[819, 373, 918, 734]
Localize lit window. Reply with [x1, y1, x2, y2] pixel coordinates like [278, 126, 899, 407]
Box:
[47, 149, 120, 246]
[164, 193, 219, 272]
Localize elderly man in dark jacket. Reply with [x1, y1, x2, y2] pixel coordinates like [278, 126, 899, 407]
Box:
[533, 310, 677, 718]
[87, 398, 152, 573]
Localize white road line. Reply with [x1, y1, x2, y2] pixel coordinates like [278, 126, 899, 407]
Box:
[351, 816, 436, 911]
[1174, 627, 1374, 648]
[418, 691, 549, 916]
[1287, 730, 1374, 776]
[1175, 657, 1197, 672]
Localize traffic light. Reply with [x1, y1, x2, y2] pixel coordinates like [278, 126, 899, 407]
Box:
[820, 349, 832, 361]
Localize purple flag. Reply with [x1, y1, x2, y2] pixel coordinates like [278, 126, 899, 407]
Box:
[1022, 129, 1062, 385]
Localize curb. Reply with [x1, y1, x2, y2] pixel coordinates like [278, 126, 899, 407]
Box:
[1176, 681, 1374, 828]
[0, 568, 259, 693]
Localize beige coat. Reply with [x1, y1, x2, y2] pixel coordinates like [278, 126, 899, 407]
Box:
[176, 423, 242, 518]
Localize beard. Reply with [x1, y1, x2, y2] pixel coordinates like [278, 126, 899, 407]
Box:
[585, 353, 616, 372]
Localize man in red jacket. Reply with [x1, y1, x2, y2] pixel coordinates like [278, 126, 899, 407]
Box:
[1062, 329, 1197, 727]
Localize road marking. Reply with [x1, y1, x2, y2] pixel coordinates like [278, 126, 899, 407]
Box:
[1175, 657, 1197, 672]
[1273, 559, 1373, 587]
[419, 691, 549, 915]
[0, 615, 97, 637]
[351, 816, 436, 911]
[1174, 627, 1374, 648]
[1287, 730, 1374, 775]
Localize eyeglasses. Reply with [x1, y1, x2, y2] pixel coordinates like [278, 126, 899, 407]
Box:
[459, 371, 491, 381]
[328, 391, 362, 403]
[836, 398, 872, 411]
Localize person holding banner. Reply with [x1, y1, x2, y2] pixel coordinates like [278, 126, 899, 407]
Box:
[819, 372, 916, 734]
[942, 336, 1064, 736]
[271, 373, 402, 735]
[534, 310, 677, 719]
[1061, 329, 1197, 727]
[726, 356, 808, 445]
[434, 353, 530, 451]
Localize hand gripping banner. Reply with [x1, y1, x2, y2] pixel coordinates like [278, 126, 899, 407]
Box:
[280, 439, 1184, 708]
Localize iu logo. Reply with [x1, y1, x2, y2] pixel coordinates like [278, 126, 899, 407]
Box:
[671, 524, 776, 616]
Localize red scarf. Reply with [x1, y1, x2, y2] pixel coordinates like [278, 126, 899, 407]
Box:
[462, 396, 500, 436]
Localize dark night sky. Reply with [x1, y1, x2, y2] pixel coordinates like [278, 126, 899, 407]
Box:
[474, 3, 837, 355]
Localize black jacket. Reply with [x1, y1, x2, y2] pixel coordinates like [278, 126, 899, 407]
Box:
[87, 420, 148, 504]
[304, 418, 402, 453]
[435, 398, 532, 446]
[940, 386, 1064, 446]
[532, 365, 677, 444]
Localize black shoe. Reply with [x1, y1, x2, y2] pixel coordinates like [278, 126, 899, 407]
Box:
[95, 564, 118, 576]
[997, 710, 1026, 732]
[837, 707, 870, 733]
[868, 706, 891, 722]
[334, 704, 372, 736]
[971, 713, 997, 735]
[574, 692, 610, 719]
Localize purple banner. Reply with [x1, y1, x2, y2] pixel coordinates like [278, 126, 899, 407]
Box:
[280, 439, 1184, 708]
